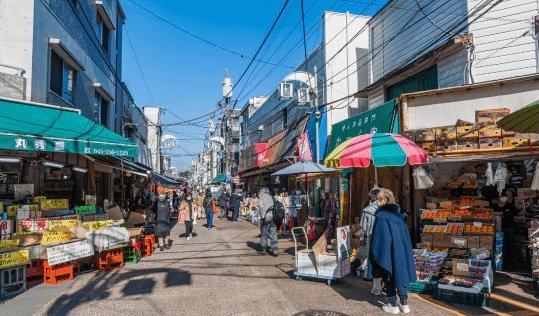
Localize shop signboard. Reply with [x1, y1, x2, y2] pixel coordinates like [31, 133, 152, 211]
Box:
[41, 231, 73, 244]
[75, 205, 96, 215]
[0, 239, 19, 250]
[6, 205, 19, 218]
[0, 249, 29, 268]
[0, 220, 11, 240]
[0, 172, 19, 198]
[48, 219, 78, 230]
[16, 209, 30, 220]
[17, 218, 48, 234]
[41, 199, 69, 210]
[336, 225, 351, 260]
[13, 184, 33, 200]
[46, 239, 94, 266]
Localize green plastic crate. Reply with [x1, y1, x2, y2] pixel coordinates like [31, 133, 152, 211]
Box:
[124, 248, 141, 264]
[433, 286, 489, 307]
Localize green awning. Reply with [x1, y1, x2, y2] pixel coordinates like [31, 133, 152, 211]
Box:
[210, 173, 227, 184]
[326, 99, 399, 155]
[497, 99, 539, 133]
[0, 98, 137, 157]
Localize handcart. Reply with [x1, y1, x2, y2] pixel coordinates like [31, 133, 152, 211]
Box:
[291, 226, 350, 285]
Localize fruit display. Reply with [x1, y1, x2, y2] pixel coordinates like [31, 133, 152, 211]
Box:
[437, 210, 453, 218]
[421, 210, 438, 219]
[473, 209, 494, 220]
[465, 222, 494, 235]
[453, 209, 473, 218]
[438, 275, 482, 288]
[470, 260, 490, 268]
[440, 259, 453, 276]
[413, 250, 448, 280]
[459, 198, 476, 206]
[439, 201, 454, 210]
[448, 248, 469, 258]
[446, 223, 464, 234]
[423, 225, 446, 234]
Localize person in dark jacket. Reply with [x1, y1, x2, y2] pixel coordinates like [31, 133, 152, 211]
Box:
[203, 190, 215, 230]
[172, 191, 180, 214]
[230, 193, 241, 222]
[369, 189, 415, 314]
[153, 192, 172, 251]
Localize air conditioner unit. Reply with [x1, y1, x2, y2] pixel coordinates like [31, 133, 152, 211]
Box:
[297, 88, 310, 104]
[280, 82, 293, 99]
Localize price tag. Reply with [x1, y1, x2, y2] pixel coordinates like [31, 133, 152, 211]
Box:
[453, 237, 466, 246]
[0, 249, 29, 268]
[34, 196, 46, 203]
[74, 205, 96, 215]
[473, 222, 483, 228]
[6, 205, 19, 217]
[434, 217, 447, 224]
[41, 199, 69, 211]
[448, 215, 461, 221]
[48, 219, 78, 230]
[0, 239, 19, 250]
[456, 262, 469, 272]
[42, 231, 73, 244]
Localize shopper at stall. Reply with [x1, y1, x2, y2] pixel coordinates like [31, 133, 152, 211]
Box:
[153, 192, 172, 251]
[369, 189, 415, 314]
[203, 190, 215, 230]
[230, 192, 241, 223]
[492, 192, 519, 267]
[179, 191, 195, 240]
[258, 187, 278, 256]
[359, 188, 382, 295]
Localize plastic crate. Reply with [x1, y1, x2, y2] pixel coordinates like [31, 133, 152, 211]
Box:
[96, 248, 124, 271]
[433, 286, 489, 307]
[124, 247, 141, 264]
[1, 265, 26, 298]
[43, 261, 75, 285]
[26, 259, 45, 279]
[140, 234, 156, 257]
[408, 281, 434, 294]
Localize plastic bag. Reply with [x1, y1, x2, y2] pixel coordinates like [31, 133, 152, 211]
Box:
[413, 166, 434, 189]
[531, 163, 539, 191]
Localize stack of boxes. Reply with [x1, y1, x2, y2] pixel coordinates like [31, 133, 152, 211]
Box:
[407, 108, 538, 153]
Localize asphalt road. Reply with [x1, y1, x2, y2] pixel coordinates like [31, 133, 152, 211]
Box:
[2, 218, 521, 316]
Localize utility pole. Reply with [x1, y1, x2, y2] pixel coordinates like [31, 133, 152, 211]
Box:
[311, 66, 320, 164]
[222, 69, 233, 184]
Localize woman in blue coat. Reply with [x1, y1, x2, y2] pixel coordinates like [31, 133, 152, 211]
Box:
[369, 189, 416, 314]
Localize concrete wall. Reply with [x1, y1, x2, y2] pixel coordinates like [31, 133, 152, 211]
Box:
[0, 71, 26, 100]
[401, 75, 539, 130]
[0, 0, 35, 100]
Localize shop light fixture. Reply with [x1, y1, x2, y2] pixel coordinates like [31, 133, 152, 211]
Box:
[72, 166, 88, 173]
[0, 157, 21, 163]
[43, 161, 65, 168]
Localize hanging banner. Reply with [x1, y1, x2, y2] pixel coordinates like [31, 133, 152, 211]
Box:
[0, 239, 19, 250]
[46, 239, 94, 266]
[0, 249, 29, 268]
[48, 219, 78, 230]
[41, 231, 73, 245]
[74, 205, 96, 215]
[296, 133, 313, 161]
[41, 199, 69, 210]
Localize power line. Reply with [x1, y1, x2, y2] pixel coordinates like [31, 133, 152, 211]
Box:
[125, 0, 294, 69]
[125, 26, 155, 103]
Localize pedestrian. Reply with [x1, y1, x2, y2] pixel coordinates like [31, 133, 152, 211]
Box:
[230, 192, 241, 222]
[179, 191, 195, 240]
[359, 187, 382, 295]
[369, 189, 415, 314]
[258, 187, 278, 256]
[195, 190, 205, 219]
[172, 191, 180, 214]
[219, 190, 227, 220]
[492, 192, 519, 267]
[203, 190, 215, 230]
[153, 192, 172, 251]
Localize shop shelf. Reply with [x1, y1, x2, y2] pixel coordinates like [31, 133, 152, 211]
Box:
[43, 260, 75, 285]
[433, 286, 489, 307]
[96, 248, 124, 271]
[1, 265, 26, 298]
[26, 259, 45, 279]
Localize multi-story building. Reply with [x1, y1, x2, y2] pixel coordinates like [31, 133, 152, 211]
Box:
[143, 106, 162, 172]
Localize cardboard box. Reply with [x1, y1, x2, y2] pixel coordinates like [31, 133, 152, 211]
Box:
[450, 236, 468, 249]
[479, 235, 494, 251]
[435, 127, 457, 140]
[478, 125, 502, 138]
[457, 125, 479, 140]
[128, 227, 143, 238]
[479, 138, 502, 149]
[127, 212, 146, 227]
[420, 233, 433, 246]
[418, 141, 436, 152]
[105, 206, 124, 221]
[416, 129, 436, 142]
[452, 258, 470, 276]
[433, 234, 451, 248]
[517, 188, 537, 198]
[457, 140, 479, 150]
[476, 108, 511, 123]
[436, 140, 458, 152]
[503, 137, 529, 148]
[401, 130, 416, 141]
[467, 235, 480, 248]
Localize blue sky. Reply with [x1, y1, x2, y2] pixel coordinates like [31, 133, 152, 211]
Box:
[121, 0, 389, 171]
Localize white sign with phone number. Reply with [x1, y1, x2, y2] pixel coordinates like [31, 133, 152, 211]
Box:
[46, 239, 94, 266]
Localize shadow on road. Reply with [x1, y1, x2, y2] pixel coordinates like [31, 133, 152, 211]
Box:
[292, 311, 349, 316]
[44, 267, 191, 315]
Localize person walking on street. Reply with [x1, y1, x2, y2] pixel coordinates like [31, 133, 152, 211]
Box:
[203, 190, 215, 230]
[179, 191, 195, 240]
[172, 191, 180, 214]
[195, 190, 205, 219]
[369, 189, 415, 314]
[230, 192, 241, 222]
[219, 190, 227, 220]
[258, 187, 278, 256]
[359, 188, 382, 295]
[153, 192, 172, 251]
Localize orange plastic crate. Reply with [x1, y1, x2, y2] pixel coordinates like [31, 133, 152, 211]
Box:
[96, 249, 124, 271]
[43, 261, 74, 285]
[26, 259, 45, 279]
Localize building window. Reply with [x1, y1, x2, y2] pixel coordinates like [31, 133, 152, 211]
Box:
[385, 65, 438, 101]
[94, 92, 109, 126]
[96, 12, 110, 54]
[50, 50, 75, 103]
[282, 108, 288, 128]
